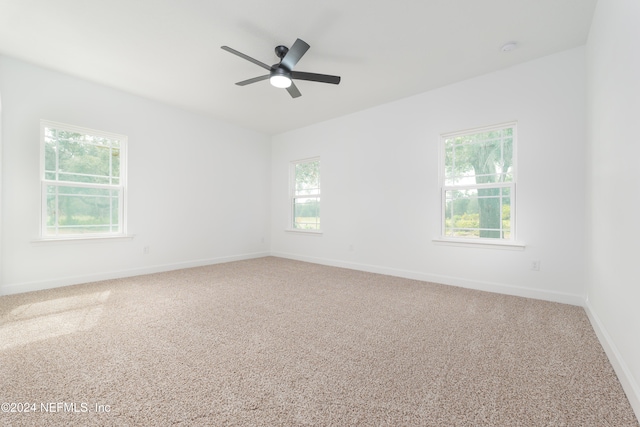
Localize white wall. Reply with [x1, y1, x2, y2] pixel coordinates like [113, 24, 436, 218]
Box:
[271, 47, 587, 305]
[586, 0, 640, 417]
[0, 56, 271, 294]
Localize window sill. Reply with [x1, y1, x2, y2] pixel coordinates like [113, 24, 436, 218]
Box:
[32, 234, 135, 245]
[285, 229, 323, 236]
[432, 237, 525, 250]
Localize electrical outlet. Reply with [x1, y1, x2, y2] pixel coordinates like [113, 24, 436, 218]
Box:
[143, 246, 150, 255]
[531, 260, 541, 271]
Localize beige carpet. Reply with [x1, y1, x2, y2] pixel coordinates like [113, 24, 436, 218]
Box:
[0, 257, 637, 426]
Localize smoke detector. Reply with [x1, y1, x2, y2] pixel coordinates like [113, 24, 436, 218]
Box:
[501, 42, 518, 52]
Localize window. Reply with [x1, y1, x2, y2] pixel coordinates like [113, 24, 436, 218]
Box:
[41, 120, 127, 238]
[441, 122, 516, 240]
[290, 158, 320, 231]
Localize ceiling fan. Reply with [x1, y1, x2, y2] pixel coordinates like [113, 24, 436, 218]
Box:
[221, 38, 341, 98]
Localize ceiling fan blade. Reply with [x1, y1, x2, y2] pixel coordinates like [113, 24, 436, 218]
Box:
[221, 46, 271, 71]
[291, 71, 341, 85]
[280, 38, 310, 70]
[286, 81, 302, 98]
[235, 75, 270, 86]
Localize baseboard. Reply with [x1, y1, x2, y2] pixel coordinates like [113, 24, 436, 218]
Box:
[584, 299, 640, 421]
[5, 250, 584, 305]
[270, 251, 584, 306]
[0, 251, 270, 296]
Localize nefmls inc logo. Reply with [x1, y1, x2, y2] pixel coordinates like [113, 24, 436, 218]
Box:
[41, 402, 89, 413]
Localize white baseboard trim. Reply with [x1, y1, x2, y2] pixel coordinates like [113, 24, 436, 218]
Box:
[0, 251, 270, 296]
[584, 299, 640, 421]
[270, 251, 584, 306]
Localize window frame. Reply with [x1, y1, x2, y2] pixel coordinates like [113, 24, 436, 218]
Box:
[438, 122, 520, 246]
[288, 157, 321, 234]
[39, 120, 128, 240]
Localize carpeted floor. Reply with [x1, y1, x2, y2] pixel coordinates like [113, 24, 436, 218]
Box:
[0, 256, 637, 426]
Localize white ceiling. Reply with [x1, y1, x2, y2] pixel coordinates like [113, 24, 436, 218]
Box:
[0, 0, 597, 135]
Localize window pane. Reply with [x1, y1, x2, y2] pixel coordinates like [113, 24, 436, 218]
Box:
[57, 141, 114, 184]
[44, 135, 57, 177]
[444, 126, 514, 184]
[45, 185, 120, 236]
[293, 197, 320, 230]
[444, 187, 511, 239]
[47, 225, 113, 235]
[45, 126, 121, 185]
[295, 160, 320, 196]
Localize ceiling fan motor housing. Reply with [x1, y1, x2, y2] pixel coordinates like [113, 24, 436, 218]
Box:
[275, 45, 289, 60]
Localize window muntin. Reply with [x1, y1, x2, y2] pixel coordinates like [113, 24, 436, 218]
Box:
[41, 121, 127, 238]
[441, 123, 515, 240]
[291, 158, 320, 231]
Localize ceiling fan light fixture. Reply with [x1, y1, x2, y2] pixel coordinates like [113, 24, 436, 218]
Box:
[270, 74, 292, 88]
